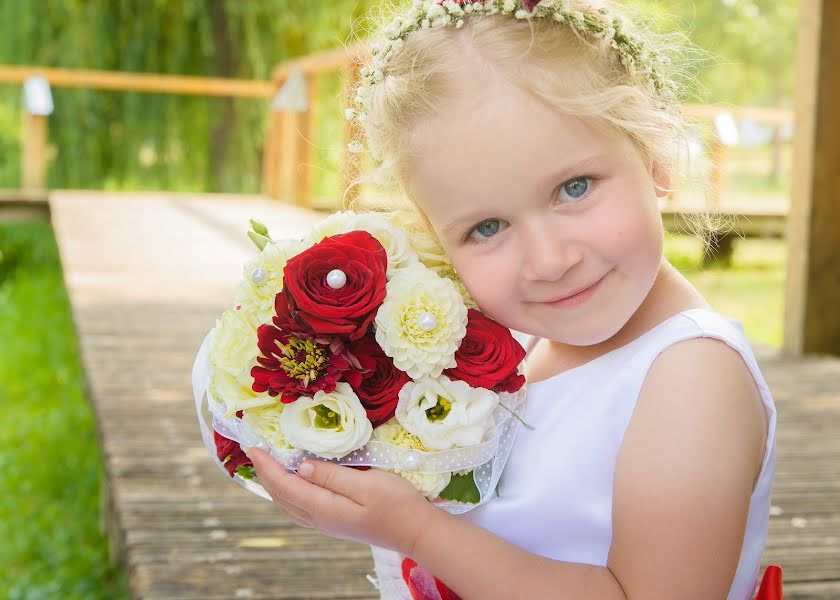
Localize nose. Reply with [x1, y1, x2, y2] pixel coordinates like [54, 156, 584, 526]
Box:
[520, 226, 584, 283]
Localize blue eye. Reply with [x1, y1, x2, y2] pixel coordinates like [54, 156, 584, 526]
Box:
[557, 177, 591, 202]
[468, 219, 503, 241]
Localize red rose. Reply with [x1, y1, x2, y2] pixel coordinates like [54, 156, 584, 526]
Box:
[443, 309, 526, 393]
[346, 334, 410, 426]
[251, 324, 362, 403]
[401, 558, 462, 600]
[213, 431, 252, 477]
[281, 231, 387, 340]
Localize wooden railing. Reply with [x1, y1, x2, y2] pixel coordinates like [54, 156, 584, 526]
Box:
[1, 49, 792, 215]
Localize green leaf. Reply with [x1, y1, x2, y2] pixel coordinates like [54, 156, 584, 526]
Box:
[236, 465, 256, 480]
[438, 472, 480, 504]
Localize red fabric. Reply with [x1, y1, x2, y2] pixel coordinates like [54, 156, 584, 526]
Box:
[401, 558, 463, 600]
[755, 565, 783, 600]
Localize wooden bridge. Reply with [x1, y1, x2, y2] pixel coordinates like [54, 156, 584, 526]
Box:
[4, 0, 840, 596]
[39, 189, 837, 599]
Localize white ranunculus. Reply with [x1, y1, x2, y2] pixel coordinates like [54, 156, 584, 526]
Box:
[242, 403, 292, 449]
[279, 382, 373, 459]
[235, 239, 304, 324]
[210, 308, 261, 377]
[374, 263, 468, 379]
[395, 376, 499, 451]
[209, 368, 275, 416]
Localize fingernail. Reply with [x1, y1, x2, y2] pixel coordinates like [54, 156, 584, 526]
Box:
[298, 462, 314, 478]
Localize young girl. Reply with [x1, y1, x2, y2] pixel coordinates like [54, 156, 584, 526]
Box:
[245, 1, 781, 598]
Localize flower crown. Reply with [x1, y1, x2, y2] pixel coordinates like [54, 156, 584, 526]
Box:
[347, 0, 678, 152]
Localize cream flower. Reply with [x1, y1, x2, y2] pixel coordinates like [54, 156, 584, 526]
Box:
[301, 211, 358, 246]
[235, 239, 304, 324]
[372, 418, 450, 499]
[279, 382, 372, 459]
[210, 308, 261, 377]
[303, 211, 418, 278]
[395, 376, 498, 451]
[209, 368, 275, 416]
[242, 403, 292, 449]
[399, 470, 451, 500]
[374, 263, 468, 379]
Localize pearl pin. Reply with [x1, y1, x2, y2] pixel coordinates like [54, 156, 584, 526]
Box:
[400, 450, 422, 470]
[326, 269, 347, 289]
[251, 268, 268, 284]
[417, 311, 437, 332]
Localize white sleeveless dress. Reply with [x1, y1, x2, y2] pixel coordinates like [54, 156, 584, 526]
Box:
[369, 308, 778, 600]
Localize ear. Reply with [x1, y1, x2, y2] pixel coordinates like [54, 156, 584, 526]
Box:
[651, 162, 671, 199]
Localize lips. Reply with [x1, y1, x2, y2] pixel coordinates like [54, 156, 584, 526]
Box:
[543, 274, 606, 303]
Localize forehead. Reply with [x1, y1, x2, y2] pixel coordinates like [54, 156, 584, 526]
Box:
[405, 71, 632, 228]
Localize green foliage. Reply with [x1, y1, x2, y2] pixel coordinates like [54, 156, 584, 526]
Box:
[623, 0, 798, 106]
[664, 233, 786, 348]
[439, 472, 481, 504]
[0, 0, 378, 192]
[0, 222, 128, 599]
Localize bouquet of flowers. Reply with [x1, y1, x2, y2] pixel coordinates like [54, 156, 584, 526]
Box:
[192, 210, 528, 513]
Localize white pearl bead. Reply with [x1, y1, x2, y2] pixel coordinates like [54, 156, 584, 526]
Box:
[400, 450, 421, 470]
[326, 269, 347, 289]
[250, 268, 268, 284]
[417, 311, 437, 331]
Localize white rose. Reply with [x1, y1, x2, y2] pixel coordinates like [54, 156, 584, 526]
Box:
[395, 376, 499, 451]
[374, 263, 468, 379]
[279, 382, 373, 459]
[301, 211, 357, 246]
[210, 308, 261, 377]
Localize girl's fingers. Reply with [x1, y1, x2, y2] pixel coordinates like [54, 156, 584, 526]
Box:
[247, 447, 356, 516]
[272, 497, 314, 527]
[296, 460, 366, 504]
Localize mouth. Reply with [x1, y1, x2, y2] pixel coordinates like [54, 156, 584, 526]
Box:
[543, 272, 608, 309]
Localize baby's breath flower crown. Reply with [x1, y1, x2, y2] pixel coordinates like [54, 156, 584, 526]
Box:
[346, 0, 679, 154]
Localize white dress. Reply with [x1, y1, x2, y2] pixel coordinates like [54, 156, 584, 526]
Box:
[370, 308, 778, 600]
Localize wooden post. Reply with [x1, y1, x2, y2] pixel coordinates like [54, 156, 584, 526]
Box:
[342, 53, 365, 208]
[293, 74, 318, 209]
[21, 112, 48, 190]
[21, 75, 53, 191]
[261, 81, 285, 199]
[784, 0, 840, 356]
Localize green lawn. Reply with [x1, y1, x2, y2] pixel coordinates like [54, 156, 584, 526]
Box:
[0, 222, 128, 600]
[664, 233, 786, 348]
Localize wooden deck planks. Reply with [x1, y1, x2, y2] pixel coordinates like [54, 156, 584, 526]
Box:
[48, 191, 840, 599]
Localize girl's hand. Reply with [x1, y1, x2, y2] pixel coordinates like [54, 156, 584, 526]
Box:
[246, 447, 438, 556]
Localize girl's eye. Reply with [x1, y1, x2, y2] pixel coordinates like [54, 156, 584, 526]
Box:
[556, 177, 592, 203]
[467, 218, 503, 242]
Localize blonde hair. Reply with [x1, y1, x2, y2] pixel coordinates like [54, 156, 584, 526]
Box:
[348, 1, 709, 237]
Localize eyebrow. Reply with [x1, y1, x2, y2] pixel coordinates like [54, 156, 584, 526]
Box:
[440, 153, 610, 237]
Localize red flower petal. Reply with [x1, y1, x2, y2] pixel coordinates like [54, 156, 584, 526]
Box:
[401, 558, 462, 600]
[754, 565, 783, 600]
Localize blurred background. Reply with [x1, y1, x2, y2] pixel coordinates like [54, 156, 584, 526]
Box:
[0, 1, 814, 598]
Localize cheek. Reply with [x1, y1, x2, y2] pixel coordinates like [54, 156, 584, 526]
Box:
[595, 195, 663, 267]
[451, 253, 516, 315]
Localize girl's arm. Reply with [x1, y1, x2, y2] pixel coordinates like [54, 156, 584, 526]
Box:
[249, 337, 766, 599]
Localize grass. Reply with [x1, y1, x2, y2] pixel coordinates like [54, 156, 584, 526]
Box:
[0, 222, 128, 600]
[664, 233, 786, 348]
